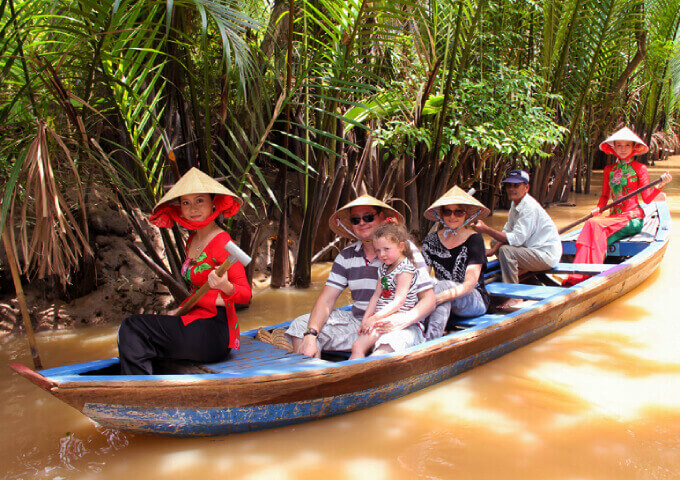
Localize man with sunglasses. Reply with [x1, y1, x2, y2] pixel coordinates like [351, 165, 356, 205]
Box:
[472, 170, 561, 294]
[285, 195, 435, 358]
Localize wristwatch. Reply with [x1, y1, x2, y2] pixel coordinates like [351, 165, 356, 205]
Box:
[303, 327, 319, 337]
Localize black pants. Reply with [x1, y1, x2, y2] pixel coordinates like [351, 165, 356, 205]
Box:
[117, 307, 230, 375]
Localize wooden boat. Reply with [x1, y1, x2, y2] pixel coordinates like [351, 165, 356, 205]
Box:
[9, 201, 671, 437]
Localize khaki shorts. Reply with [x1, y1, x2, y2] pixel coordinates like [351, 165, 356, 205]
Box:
[285, 308, 360, 352]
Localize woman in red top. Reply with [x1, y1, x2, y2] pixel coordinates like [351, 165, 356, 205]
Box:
[117, 168, 252, 375]
[563, 127, 672, 286]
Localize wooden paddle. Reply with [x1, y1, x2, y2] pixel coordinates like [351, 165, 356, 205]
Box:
[176, 240, 252, 316]
[558, 177, 664, 235]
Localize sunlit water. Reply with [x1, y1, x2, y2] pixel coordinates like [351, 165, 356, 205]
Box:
[2, 160, 680, 479]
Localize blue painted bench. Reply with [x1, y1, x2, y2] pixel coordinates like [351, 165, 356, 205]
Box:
[546, 262, 613, 275]
[206, 337, 328, 375]
[454, 314, 504, 329]
[485, 282, 564, 300]
[561, 240, 648, 257]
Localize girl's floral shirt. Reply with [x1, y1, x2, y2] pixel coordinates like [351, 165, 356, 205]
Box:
[179, 231, 251, 349]
[599, 160, 661, 216]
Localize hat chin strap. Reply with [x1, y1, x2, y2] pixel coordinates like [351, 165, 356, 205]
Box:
[433, 210, 455, 237]
[151, 204, 223, 230]
[336, 218, 358, 240]
[175, 214, 220, 230]
[435, 209, 482, 238]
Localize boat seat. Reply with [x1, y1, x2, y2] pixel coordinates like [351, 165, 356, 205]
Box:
[485, 282, 564, 300]
[632, 205, 660, 240]
[205, 336, 328, 375]
[545, 263, 612, 275]
[452, 314, 504, 329]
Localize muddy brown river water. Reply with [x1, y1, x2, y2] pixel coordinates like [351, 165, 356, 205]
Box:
[2, 159, 680, 479]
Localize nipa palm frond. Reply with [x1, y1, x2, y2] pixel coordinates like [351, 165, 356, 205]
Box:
[9, 121, 92, 284]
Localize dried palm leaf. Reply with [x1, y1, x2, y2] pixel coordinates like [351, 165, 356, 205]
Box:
[8, 120, 92, 284]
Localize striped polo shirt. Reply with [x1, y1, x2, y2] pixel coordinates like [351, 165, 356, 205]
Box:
[326, 240, 433, 319]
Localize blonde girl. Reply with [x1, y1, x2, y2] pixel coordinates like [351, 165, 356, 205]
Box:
[350, 223, 424, 359]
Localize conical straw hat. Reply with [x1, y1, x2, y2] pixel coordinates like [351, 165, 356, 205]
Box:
[599, 127, 649, 156]
[329, 195, 404, 239]
[424, 186, 490, 222]
[152, 167, 242, 212]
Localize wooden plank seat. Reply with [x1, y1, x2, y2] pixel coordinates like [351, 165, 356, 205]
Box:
[205, 336, 328, 375]
[634, 206, 660, 240]
[546, 263, 613, 275]
[140, 337, 323, 375]
[485, 282, 564, 300]
[453, 314, 504, 329]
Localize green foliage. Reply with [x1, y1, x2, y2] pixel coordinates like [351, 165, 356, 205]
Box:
[0, 0, 267, 292]
[375, 122, 433, 159]
[372, 64, 566, 162]
[1, 0, 680, 290]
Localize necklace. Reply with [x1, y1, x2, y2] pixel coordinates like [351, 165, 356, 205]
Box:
[189, 226, 219, 258]
[439, 228, 472, 249]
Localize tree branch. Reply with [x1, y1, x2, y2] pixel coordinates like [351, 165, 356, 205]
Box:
[129, 243, 189, 302]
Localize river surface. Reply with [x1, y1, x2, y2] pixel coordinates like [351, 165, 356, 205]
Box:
[2, 159, 680, 480]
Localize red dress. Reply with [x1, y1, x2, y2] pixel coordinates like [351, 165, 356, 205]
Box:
[564, 160, 662, 285]
[180, 231, 251, 349]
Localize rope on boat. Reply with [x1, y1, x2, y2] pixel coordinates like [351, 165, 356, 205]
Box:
[256, 327, 293, 351]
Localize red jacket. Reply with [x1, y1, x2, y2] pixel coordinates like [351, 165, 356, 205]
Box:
[598, 160, 661, 216]
[179, 231, 251, 349]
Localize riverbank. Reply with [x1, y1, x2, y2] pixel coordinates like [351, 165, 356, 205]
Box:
[0, 190, 276, 335]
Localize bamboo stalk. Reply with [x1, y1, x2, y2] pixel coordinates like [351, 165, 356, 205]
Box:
[2, 228, 42, 370]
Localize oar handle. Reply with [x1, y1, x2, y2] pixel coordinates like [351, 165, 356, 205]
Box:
[175, 258, 235, 316]
[558, 177, 663, 235]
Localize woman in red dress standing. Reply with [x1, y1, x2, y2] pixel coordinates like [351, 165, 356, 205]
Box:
[563, 127, 672, 286]
[117, 168, 252, 375]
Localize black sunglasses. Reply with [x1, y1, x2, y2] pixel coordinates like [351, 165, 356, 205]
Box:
[441, 208, 466, 218]
[349, 213, 376, 225]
